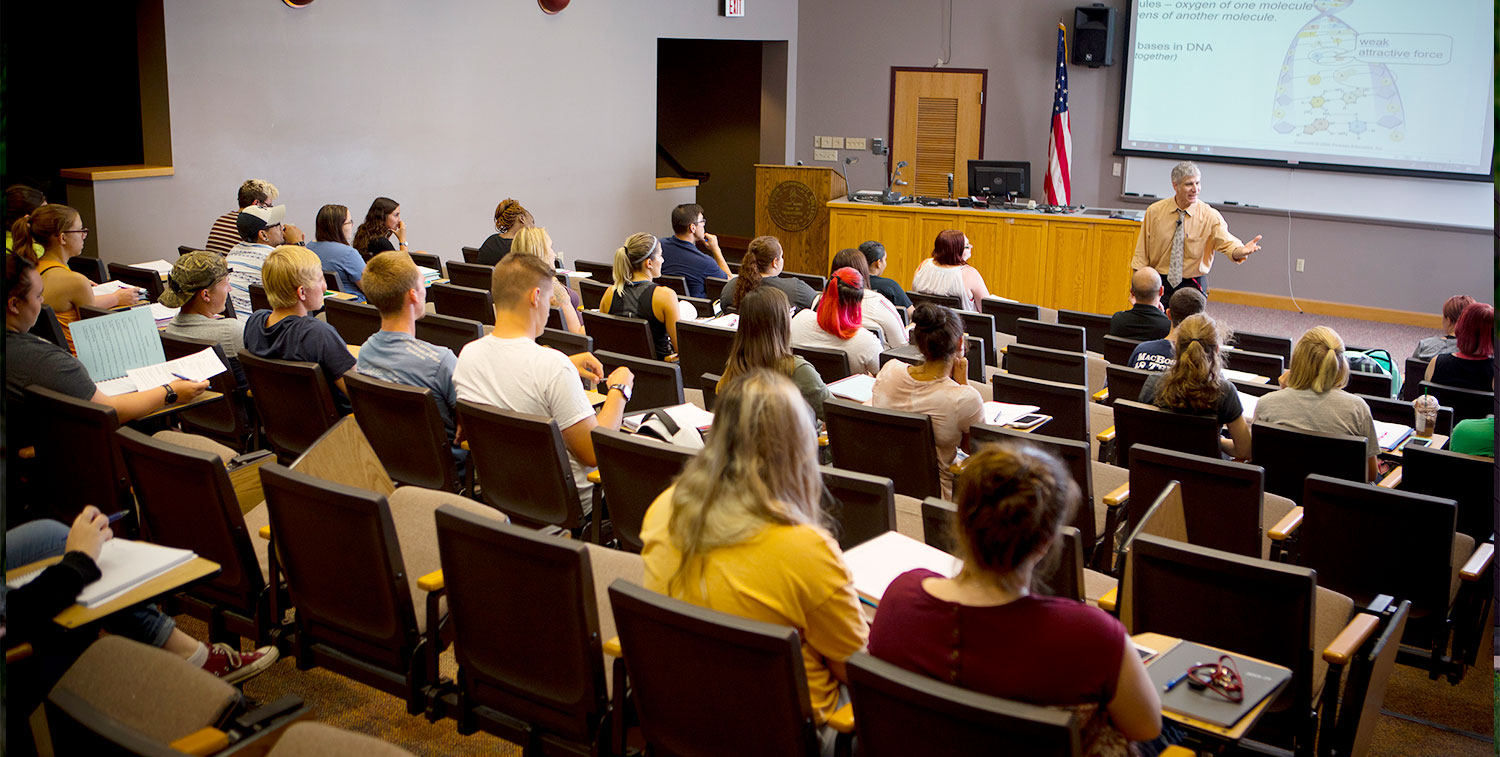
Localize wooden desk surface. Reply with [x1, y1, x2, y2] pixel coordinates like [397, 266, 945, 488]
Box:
[137, 390, 224, 421]
[1386, 433, 1448, 458]
[1133, 632, 1290, 743]
[347, 343, 361, 358]
[6, 556, 220, 628]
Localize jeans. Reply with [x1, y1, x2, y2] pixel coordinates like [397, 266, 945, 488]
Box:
[3, 519, 176, 647]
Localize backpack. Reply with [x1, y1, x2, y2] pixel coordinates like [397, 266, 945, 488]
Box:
[1346, 347, 1401, 397]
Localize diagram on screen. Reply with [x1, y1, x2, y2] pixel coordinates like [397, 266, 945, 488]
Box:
[1271, 0, 1405, 144]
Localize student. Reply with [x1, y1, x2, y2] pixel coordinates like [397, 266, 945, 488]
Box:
[1423, 303, 1494, 392]
[869, 443, 1163, 751]
[790, 268, 882, 375]
[640, 369, 867, 750]
[511, 226, 584, 334]
[911, 229, 990, 311]
[598, 232, 679, 359]
[1448, 416, 1494, 457]
[206, 179, 283, 254]
[352, 197, 408, 257]
[242, 245, 357, 415]
[871, 303, 984, 498]
[11, 204, 141, 353]
[1410, 294, 1474, 361]
[1255, 326, 1382, 481]
[719, 235, 817, 312]
[356, 251, 465, 476]
[1126, 286, 1207, 372]
[477, 198, 533, 265]
[826, 247, 906, 348]
[5, 183, 46, 258]
[858, 239, 912, 314]
[1109, 268, 1171, 341]
[227, 204, 293, 319]
[160, 251, 248, 387]
[1139, 313, 1251, 460]
[718, 286, 831, 423]
[306, 204, 366, 298]
[659, 203, 730, 299]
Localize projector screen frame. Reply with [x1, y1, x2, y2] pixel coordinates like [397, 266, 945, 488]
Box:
[1111, 0, 1493, 184]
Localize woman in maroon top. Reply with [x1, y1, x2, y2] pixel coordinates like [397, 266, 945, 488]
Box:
[869, 442, 1162, 747]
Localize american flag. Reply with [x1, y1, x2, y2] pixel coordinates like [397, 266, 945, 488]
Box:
[1045, 22, 1072, 206]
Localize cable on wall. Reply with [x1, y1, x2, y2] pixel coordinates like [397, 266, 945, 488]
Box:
[934, 0, 953, 67]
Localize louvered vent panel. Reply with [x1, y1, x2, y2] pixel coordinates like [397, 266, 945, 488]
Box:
[914, 97, 958, 197]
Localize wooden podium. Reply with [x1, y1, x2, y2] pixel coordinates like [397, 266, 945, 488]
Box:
[754, 165, 847, 276]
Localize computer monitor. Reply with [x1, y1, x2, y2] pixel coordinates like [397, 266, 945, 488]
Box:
[967, 160, 1030, 199]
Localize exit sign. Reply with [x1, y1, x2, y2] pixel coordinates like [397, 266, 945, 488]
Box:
[721, 0, 744, 17]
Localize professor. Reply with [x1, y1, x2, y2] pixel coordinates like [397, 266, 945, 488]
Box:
[1130, 161, 1261, 301]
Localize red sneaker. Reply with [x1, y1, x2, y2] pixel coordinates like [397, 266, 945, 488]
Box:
[201, 642, 278, 684]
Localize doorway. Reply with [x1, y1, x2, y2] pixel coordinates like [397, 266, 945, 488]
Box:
[657, 39, 788, 240]
[889, 68, 987, 198]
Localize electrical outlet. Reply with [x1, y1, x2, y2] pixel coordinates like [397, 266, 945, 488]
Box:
[845, 137, 867, 151]
[1296, 258, 1305, 272]
[814, 136, 828, 149]
[1112, 162, 1122, 177]
[813, 148, 838, 162]
[830, 136, 845, 149]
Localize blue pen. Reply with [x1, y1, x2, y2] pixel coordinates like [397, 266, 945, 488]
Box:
[858, 596, 878, 609]
[1163, 671, 1191, 693]
[171, 372, 191, 381]
[107, 509, 132, 524]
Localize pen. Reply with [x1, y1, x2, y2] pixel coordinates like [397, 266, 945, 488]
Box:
[171, 373, 191, 381]
[858, 596, 878, 609]
[1163, 671, 1190, 693]
[107, 509, 132, 524]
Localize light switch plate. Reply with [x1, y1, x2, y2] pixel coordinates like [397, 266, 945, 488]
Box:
[845, 137, 867, 150]
[829, 136, 845, 149]
[813, 148, 838, 161]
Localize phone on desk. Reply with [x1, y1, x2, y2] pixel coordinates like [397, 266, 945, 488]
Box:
[1404, 437, 1432, 448]
[1007, 413, 1048, 430]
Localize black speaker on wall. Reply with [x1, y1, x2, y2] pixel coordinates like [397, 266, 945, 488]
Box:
[1072, 4, 1116, 68]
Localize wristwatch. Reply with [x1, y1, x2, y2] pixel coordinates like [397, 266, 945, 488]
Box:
[608, 383, 632, 402]
[162, 383, 178, 404]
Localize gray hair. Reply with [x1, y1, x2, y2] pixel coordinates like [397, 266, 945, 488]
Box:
[1170, 161, 1200, 185]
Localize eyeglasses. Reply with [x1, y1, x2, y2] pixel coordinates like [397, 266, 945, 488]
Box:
[1185, 655, 1243, 703]
[695, 218, 707, 226]
[62, 228, 90, 236]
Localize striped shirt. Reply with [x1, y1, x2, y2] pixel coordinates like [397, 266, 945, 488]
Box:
[206, 210, 241, 254]
[227, 242, 274, 319]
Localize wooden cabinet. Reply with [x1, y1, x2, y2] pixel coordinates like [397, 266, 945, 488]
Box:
[826, 201, 1142, 315]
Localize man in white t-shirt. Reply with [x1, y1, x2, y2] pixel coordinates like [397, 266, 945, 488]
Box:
[454, 253, 634, 499]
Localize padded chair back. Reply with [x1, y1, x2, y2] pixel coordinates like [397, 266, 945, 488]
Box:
[445, 261, 493, 291]
[1298, 475, 1454, 623]
[1399, 444, 1492, 542]
[343, 373, 458, 491]
[1004, 343, 1087, 387]
[1128, 445, 1264, 558]
[573, 259, 613, 281]
[1231, 330, 1293, 363]
[29, 304, 67, 347]
[260, 463, 420, 673]
[1331, 600, 1411, 757]
[23, 385, 129, 522]
[1359, 394, 1452, 436]
[1251, 422, 1368, 501]
[700, 372, 722, 410]
[987, 373, 1089, 444]
[67, 255, 109, 282]
[537, 327, 593, 356]
[782, 270, 826, 293]
[675, 321, 736, 394]
[920, 496, 958, 553]
[458, 400, 586, 530]
[435, 507, 609, 746]
[580, 310, 656, 360]
[1112, 399, 1222, 469]
[825, 398, 941, 500]
[1017, 318, 1085, 354]
[107, 263, 165, 301]
[821, 466, 897, 550]
[578, 278, 610, 311]
[793, 344, 853, 382]
[1231, 378, 1278, 398]
[1100, 335, 1143, 367]
[704, 276, 729, 305]
[429, 283, 495, 326]
[907, 290, 963, 311]
[1057, 310, 1110, 353]
[116, 427, 264, 619]
[248, 282, 271, 313]
[1104, 364, 1152, 405]
[1122, 535, 1319, 723]
[1344, 370, 1392, 398]
[980, 298, 1040, 335]
[160, 334, 253, 449]
[969, 420, 1096, 523]
[607, 580, 821, 757]
[414, 313, 484, 356]
[324, 299, 383, 346]
[77, 303, 115, 320]
[1223, 348, 1284, 380]
[957, 310, 999, 367]
[239, 351, 341, 464]
[592, 427, 695, 552]
[1399, 358, 1428, 400]
[848, 653, 1081, 757]
[461, 246, 481, 264]
[595, 350, 684, 411]
[406, 252, 442, 274]
[1419, 381, 1493, 424]
[654, 274, 689, 295]
[323, 271, 340, 293]
[916, 494, 1087, 601]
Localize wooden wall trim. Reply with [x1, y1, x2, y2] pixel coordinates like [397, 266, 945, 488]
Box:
[1211, 289, 1442, 329]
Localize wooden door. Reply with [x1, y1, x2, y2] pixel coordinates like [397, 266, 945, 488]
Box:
[890, 69, 986, 198]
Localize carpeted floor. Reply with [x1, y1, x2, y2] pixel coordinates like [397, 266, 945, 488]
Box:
[1207, 301, 1436, 368]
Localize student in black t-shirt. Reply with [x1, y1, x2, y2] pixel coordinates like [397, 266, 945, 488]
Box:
[1137, 313, 1251, 460]
[1127, 286, 1207, 372]
[352, 196, 409, 257]
[242, 245, 357, 414]
[477, 197, 534, 266]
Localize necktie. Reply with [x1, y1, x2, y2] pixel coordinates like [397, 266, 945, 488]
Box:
[1168, 209, 1185, 288]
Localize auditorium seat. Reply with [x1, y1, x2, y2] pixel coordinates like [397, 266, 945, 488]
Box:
[239, 352, 341, 464]
[66, 254, 108, 283]
[1359, 393, 1453, 436]
[1017, 318, 1085, 354]
[458, 399, 590, 534]
[429, 282, 496, 326]
[906, 291, 963, 311]
[580, 310, 657, 360]
[1099, 335, 1143, 367]
[590, 427, 695, 551]
[595, 350, 684, 411]
[654, 273, 690, 295]
[343, 372, 464, 492]
[28, 304, 67, 348]
[1004, 343, 1087, 388]
[1223, 347, 1284, 381]
[407, 252, 443, 274]
[1231, 330, 1293, 363]
[23, 385, 133, 523]
[1057, 309, 1111, 353]
[573, 259, 614, 281]
[675, 320, 736, 394]
[414, 312, 485, 356]
[248, 282, 272, 313]
[821, 466, 897, 550]
[1344, 370, 1393, 398]
[700, 372, 722, 410]
[1418, 381, 1492, 424]
[793, 344, 852, 383]
[324, 299, 383, 346]
[1107, 399, 1221, 469]
[578, 278, 610, 311]
[1103, 364, 1152, 406]
[1251, 422, 1368, 502]
[107, 262, 166, 301]
[979, 297, 1040, 336]
[445, 261, 494, 290]
[956, 309, 1000, 367]
[1398, 444, 1492, 544]
[161, 333, 256, 451]
[824, 398, 941, 500]
[536, 326, 593, 356]
[461, 246, 481, 264]
[1122, 444, 1293, 561]
[782, 270, 826, 293]
[920, 497, 1105, 606]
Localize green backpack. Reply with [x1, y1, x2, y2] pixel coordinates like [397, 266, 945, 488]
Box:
[1346, 348, 1401, 397]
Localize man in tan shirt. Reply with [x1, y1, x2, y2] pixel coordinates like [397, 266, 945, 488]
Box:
[1130, 161, 1261, 301]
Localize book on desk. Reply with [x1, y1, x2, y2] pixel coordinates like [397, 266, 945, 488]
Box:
[7, 539, 198, 609]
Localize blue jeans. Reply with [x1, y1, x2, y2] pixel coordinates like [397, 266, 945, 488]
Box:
[3, 519, 176, 647]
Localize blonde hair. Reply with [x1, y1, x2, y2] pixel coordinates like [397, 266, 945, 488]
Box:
[360, 251, 420, 316]
[1285, 326, 1348, 393]
[612, 233, 659, 295]
[1153, 313, 1229, 413]
[511, 227, 555, 266]
[262, 245, 324, 309]
[667, 369, 823, 593]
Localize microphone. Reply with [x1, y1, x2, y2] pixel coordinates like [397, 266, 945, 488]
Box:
[839, 156, 858, 201]
[946, 172, 954, 199]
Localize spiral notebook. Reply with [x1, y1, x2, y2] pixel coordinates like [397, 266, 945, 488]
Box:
[7, 539, 197, 609]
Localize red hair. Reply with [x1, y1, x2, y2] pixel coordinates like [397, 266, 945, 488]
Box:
[931, 229, 967, 266]
[1454, 303, 1494, 358]
[816, 267, 865, 339]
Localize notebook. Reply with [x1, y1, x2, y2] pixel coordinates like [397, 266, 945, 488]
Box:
[1373, 420, 1414, 451]
[623, 402, 716, 433]
[828, 373, 878, 403]
[7, 539, 198, 609]
[1146, 641, 1291, 728]
[983, 401, 1041, 427]
[842, 531, 962, 605]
